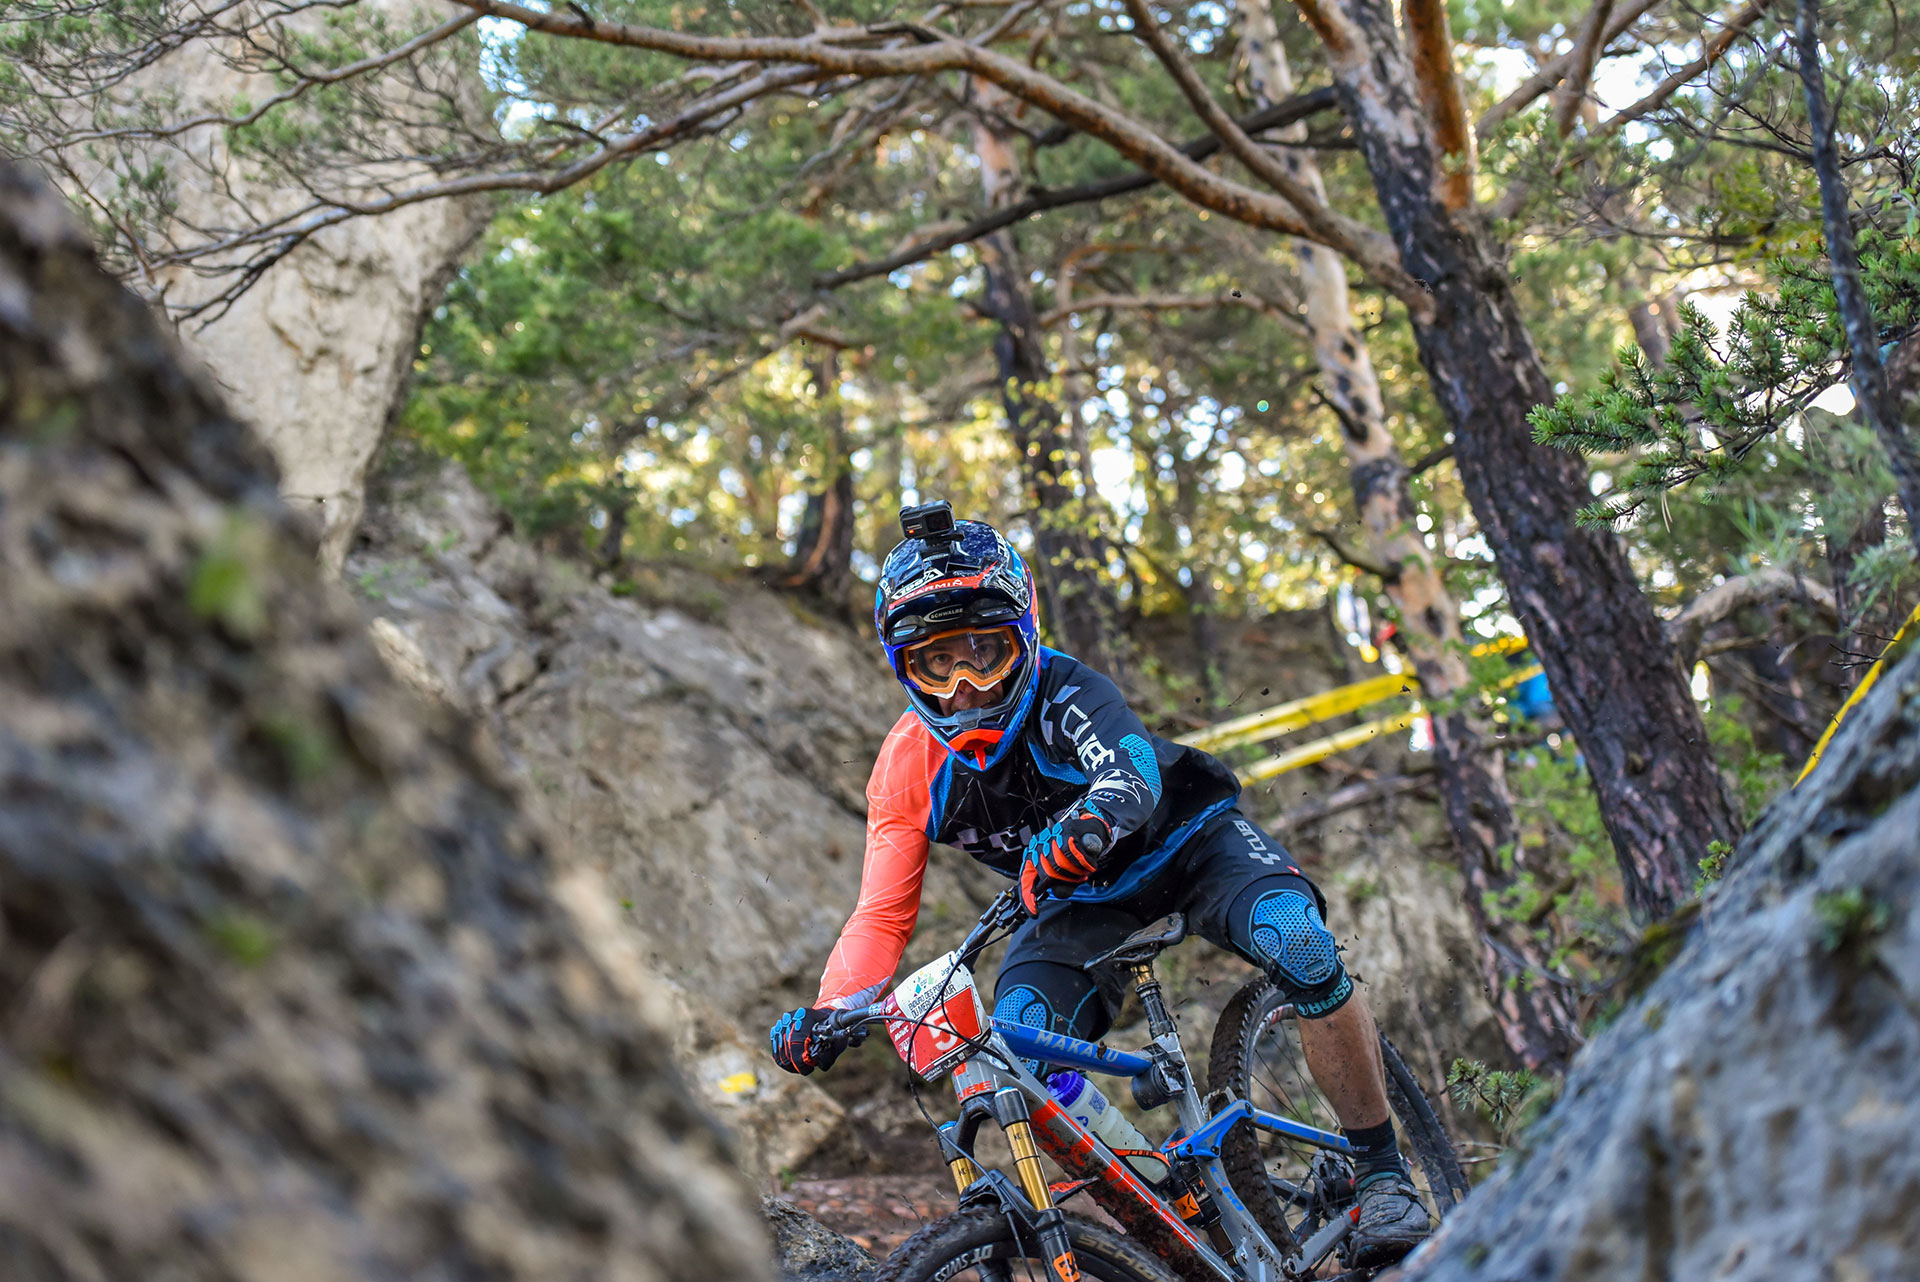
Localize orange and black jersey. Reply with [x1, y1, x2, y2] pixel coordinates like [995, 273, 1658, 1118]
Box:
[818, 649, 1239, 1007]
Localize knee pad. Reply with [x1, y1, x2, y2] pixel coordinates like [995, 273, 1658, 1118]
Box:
[1246, 889, 1352, 1019]
[993, 984, 1056, 1033]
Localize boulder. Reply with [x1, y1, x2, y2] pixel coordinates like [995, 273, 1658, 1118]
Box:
[0, 160, 766, 1281]
[1398, 638, 1920, 1281]
[27, 0, 490, 568]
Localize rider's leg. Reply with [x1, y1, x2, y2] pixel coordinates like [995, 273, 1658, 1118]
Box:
[1177, 811, 1408, 1182]
[994, 897, 1144, 1049]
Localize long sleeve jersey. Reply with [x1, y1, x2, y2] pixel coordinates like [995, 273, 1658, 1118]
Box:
[816, 649, 1240, 1008]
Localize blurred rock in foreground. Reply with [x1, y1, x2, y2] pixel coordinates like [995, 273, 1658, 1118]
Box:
[1399, 637, 1920, 1282]
[0, 162, 767, 1280]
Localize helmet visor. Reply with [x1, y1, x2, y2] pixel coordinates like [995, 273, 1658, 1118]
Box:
[901, 626, 1022, 698]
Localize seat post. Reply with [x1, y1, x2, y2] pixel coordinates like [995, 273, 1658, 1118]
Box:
[1132, 963, 1176, 1038]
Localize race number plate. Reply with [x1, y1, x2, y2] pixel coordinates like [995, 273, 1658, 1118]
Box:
[882, 951, 986, 1080]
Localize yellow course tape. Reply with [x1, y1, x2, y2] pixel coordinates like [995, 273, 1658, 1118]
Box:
[1176, 635, 1539, 784]
[1795, 600, 1920, 785]
[1177, 672, 1412, 755]
[1239, 709, 1425, 783]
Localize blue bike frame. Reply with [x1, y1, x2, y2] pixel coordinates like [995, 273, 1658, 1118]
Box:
[949, 1017, 1355, 1282]
[992, 1019, 1351, 1156]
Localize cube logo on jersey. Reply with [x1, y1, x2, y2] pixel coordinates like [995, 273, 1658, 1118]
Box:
[1059, 703, 1116, 774]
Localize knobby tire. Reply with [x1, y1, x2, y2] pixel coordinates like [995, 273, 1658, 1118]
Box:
[1205, 978, 1468, 1251]
[878, 1207, 1178, 1282]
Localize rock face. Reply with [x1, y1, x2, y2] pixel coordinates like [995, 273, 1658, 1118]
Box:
[348, 453, 1007, 1178]
[0, 163, 767, 1281]
[1400, 639, 1920, 1282]
[180, 194, 487, 569]
[34, 0, 490, 568]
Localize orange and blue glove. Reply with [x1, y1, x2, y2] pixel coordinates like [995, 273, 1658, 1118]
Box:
[1019, 804, 1116, 914]
[769, 1006, 844, 1075]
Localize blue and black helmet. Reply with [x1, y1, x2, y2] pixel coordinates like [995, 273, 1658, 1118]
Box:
[876, 502, 1041, 769]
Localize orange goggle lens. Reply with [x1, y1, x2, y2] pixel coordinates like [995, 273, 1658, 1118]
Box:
[902, 627, 1021, 698]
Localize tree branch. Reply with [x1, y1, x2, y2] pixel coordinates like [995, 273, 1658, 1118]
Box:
[449, 0, 1434, 314]
[1312, 527, 1395, 578]
[1036, 288, 1295, 329]
[25, 11, 484, 152]
[1596, 0, 1770, 138]
[811, 88, 1339, 290]
[1795, 0, 1920, 549]
[1118, 0, 1385, 263]
[1552, 0, 1617, 138]
[1402, 0, 1477, 209]
[1476, 0, 1664, 140]
[153, 61, 833, 320]
[1270, 767, 1437, 829]
[1487, 0, 1769, 222]
[1665, 566, 1838, 667]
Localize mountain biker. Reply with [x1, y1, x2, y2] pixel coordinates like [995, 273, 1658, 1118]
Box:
[767, 501, 1431, 1267]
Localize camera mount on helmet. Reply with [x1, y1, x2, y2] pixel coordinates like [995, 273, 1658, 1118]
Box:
[900, 499, 957, 545]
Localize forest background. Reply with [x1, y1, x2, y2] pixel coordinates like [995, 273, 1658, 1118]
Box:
[5, 0, 1918, 1086]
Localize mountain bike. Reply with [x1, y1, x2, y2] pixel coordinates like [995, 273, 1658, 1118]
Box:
[812, 887, 1467, 1282]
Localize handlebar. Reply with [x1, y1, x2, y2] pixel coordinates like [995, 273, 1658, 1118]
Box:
[815, 887, 1032, 1049]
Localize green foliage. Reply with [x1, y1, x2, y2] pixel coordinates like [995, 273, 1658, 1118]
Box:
[1812, 887, 1891, 958]
[1447, 1058, 1553, 1146]
[188, 517, 272, 639]
[1695, 841, 1733, 894]
[1530, 229, 1920, 527]
[1704, 695, 1789, 822]
[203, 909, 277, 968]
[1492, 744, 1628, 997]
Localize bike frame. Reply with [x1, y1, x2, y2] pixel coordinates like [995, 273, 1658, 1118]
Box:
[830, 891, 1363, 1282]
[930, 988, 1356, 1282]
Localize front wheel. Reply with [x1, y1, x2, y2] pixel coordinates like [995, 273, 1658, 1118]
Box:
[1207, 978, 1469, 1252]
[877, 1207, 1179, 1282]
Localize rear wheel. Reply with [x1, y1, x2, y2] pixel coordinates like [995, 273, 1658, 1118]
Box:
[1206, 979, 1468, 1251]
[877, 1207, 1178, 1282]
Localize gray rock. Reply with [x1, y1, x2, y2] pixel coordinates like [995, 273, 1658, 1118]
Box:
[764, 1198, 881, 1282]
[34, 0, 491, 569]
[0, 161, 767, 1282]
[1398, 639, 1920, 1282]
[348, 456, 1007, 1179]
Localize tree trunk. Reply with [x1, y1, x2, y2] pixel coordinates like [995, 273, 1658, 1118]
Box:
[1796, 0, 1920, 555]
[970, 102, 1127, 680]
[1299, 0, 1741, 918]
[1827, 501, 1889, 689]
[778, 351, 857, 603]
[1243, 2, 1576, 1064]
[1628, 293, 1679, 368]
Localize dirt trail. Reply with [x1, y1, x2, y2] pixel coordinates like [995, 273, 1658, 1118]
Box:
[785, 1174, 962, 1256]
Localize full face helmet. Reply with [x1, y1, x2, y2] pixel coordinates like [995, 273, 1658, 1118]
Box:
[876, 501, 1041, 770]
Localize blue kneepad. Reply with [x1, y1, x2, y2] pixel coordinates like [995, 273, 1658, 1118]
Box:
[1247, 889, 1352, 1018]
[994, 984, 1055, 1032]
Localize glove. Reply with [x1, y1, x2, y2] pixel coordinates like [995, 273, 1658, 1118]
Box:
[1019, 804, 1116, 914]
[769, 1006, 844, 1075]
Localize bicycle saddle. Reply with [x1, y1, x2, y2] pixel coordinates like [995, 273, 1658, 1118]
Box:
[1082, 913, 1187, 973]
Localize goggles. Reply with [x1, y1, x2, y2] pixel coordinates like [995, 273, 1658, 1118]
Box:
[901, 626, 1022, 698]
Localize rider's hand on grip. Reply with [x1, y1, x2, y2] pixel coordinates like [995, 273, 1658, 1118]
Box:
[1018, 805, 1115, 913]
[769, 1005, 844, 1075]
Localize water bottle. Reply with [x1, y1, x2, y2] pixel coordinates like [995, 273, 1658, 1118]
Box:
[1047, 1071, 1172, 1186]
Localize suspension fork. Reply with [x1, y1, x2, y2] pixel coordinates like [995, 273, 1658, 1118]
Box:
[943, 1060, 1081, 1282]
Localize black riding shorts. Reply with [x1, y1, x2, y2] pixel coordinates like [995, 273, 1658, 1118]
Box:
[991, 807, 1345, 1044]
